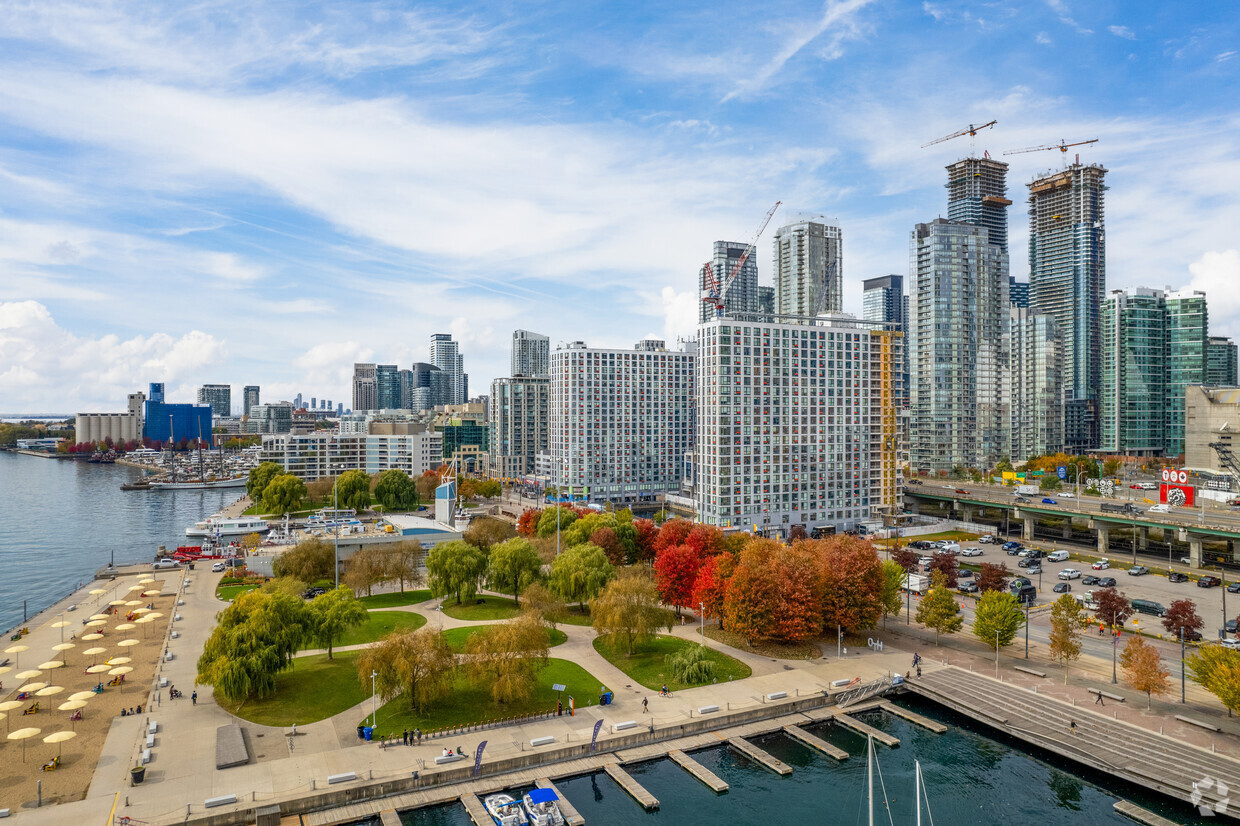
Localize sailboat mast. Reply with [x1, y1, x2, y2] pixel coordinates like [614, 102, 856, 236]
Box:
[915, 761, 922, 826]
[867, 736, 874, 826]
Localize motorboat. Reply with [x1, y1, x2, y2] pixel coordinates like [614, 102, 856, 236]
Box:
[186, 516, 270, 538]
[483, 793, 528, 826]
[521, 788, 565, 825]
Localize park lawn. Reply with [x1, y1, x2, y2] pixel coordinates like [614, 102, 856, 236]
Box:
[442, 595, 522, 621]
[357, 590, 433, 609]
[367, 658, 603, 734]
[593, 634, 752, 692]
[216, 584, 260, 601]
[335, 611, 427, 648]
[440, 625, 567, 653]
[558, 607, 594, 627]
[218, 651, 367, 727]
[702, 627, 818, 660]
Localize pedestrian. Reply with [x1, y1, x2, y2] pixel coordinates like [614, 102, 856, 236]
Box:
[1095, 692, 1104, 706]
[642, 697, 648, 713]
[416, 728, 422, 744]
[403, 728, 409, 745]
[191, 690, 197, 705]
[916, 665, 922, 678]
[1069, 720, 1077, 735]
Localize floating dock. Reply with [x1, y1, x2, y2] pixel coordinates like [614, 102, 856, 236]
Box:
[1113, 800, 1182, 826]
[782, 724, 848, 760]
[834, 713, 900, 747]
[668, 749, 729, 792]
[604, 764, 659, 810]
[536, 778, 584, 826]
[459, 793, 491, 826]
[879, 701, 947, 733]
[379, 811, 401, 826]
[727, 737, 792, 775]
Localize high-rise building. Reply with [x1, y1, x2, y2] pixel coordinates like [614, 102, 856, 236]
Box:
[511, 330, 550, 378]
[410, 362, 451, 411]
[243, 386, 260, 417]
[352, 364, 377, 412]
[1027, 162, 1107, 450]
[143, 383, 213, 446]
[773, 218, 842, 317]
[758, 286, 775, 320]
[1009, 277, 1030, 308]
[695, 315, 902, 536]
[946, 157, 1012, 252]
[1207, 337, 1239, 386]
[260, 431, 442, 480]
[908, 218, 1009, 472]
[196, 384, 231, 417]
[245, 402, 294, 435]
[375, 364, 402, 410]
[1008, 308, 1064, 462]
[1100, 288, 1169, 456]
[1165, 289, 1208, 458]
[863, 275, 909, 410]
[430, 333, 468, 405]
[294, 393, 303, 409]
[699, 241, 760, 323]
[550, 339, 694, 503]
[491, 377, 551, 479]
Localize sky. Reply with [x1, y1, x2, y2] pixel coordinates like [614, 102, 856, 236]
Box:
[1, 0, 1238, 414]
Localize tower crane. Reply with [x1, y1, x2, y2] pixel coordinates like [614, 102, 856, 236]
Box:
[920, 120, 997, 154]
[1002, 138, 1098, 156]
[702, 201, 781, 319]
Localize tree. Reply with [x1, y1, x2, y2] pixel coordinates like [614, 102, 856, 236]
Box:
[380, 540, 424, 592]
[891, 547, 919, 572]
[591, 567, 674, 655]
[465, 611, 550, 704]
[1048, 594, 1089, 682]
[343, 547, 388, 596]
[521, 582, 567, 630]
[197, 590, 312, 702]
[357, 627, 455, 713]
[1103, 458, 1121, 477]
[1094, 589, 1133, 630]
[310, 586, 369, 659]
[1040, 476, 1062, 491]
[683, 525, 726, 556]
[374, 468, 418, 511]
[724, 541, 782, 643]
[975, 562, 1011, 593]
[654, 543, 703, 616]
[879, 560, 906, 627]
[335, 469, 372, 512]
[995, 457, 1014, 474]
[916, 570, 963, 644]
[1120, 636, 1170, 709]
[612, 522, 639, 564]
[972, 590, 1025, 650]
[817, 535, 885, 635]
[665, 644, 716, 685]
[692, 554, 734, 626]
[536, 505, 577, 538]
[772, 543, 824, 642]
[589, 527, 626, 566]
[653, 519, 694, 554]
[247, 462, 284, 500]
[273, 537, 335, 583]
[487, 537, 542, 605]
[788, 524, 809, 542]
[262, 473, 307, 515]
[927, 552, 959, 588]
[241, 532, 262, 550]
[548, 543, 614, 610]
[465, 516, 518, 551]
[633, 519, 660, 562]
[425, 539, 489, 605]
[1187, 645, 1240, 716]
[516, 508, 541, 537]
[1162, 599, 1204, 641]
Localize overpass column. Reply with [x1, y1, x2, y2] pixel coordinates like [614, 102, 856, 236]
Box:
[1096, 525, 1110, 556]
[1062, 521, 1073, 539]
[1023, 515, 1035, 542]
[1188, 536, 1204, 568]
[1138, 526, 1149, 551]
[960, 505, 974, 525]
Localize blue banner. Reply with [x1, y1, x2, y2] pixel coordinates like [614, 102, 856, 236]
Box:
[473, 740, 487, 776]
[591, 719, 603, 753]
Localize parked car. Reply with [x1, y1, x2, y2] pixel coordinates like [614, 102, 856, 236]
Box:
[940, 542, 961, 554]
[1059, 568, 1081, 580]
[958, 582, 979, 594]
[1097, 577, 1117, 587]
[1042, 497, 1059, 505]
[1198, 576, 1223, 588]
[1219, 639, 1240, 650]
[1128, 565, 1149, 576]
[961, 547, 983, 557]
[153, 558, 179, 570]
[1025, 564, 1043, 575]
[959, 569, 974, 579]
[211, 561, 226, 573]
[1176, 629, 1203, 642]
[1018, 558, 1036, 569]
[1082, 574, 1101, 586]
[979, 535, 996, 544]
[1092, 559, 1110, 570]
[910, 540, 934, 550]
[1026, 549, 1047, 560]
[1048, 550, 1070, 562]
[918, 556, 934, 567]
[302, 587, 327, 600]
[1132, 599, 1167, 617]
[1002, 541, 1023, 552]
[1053, 582, 1072, 593]
[1228, 582, 1240, 594]
[1168, 572, 1190, 583]
[1018, 548, 1033, 557]
[1226, 619, 1239, 634]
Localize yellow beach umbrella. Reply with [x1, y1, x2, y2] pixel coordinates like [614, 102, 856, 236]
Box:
[89, 614, 110, 621]
[106, 657, 131, 665]
[125, 600, 143, 607]
[114, 623, 136, 631]
[18, 682, 48, 692]
[81, 633, 103, 642]
[8, 726, 40, 761]
[117, 639, 139, 648]
[84, 620, 106, 628]
[0, 701, 22, 712]
[36, 686, 64, 697]
[15, 669, 42, 681]
[144, 613, 164, 620]
[127, 585, 145, 592]
[68, 692, 95, 702]
[37, 661, 64, 671]
[88, 589, 105, 595]
[108, 600, 127, 607]
[59, 700, 87, 711]
[142, 590, 161, 597]
[85, 664, 111, 674]
[132, 607, 152, 615]
[43, 728, 75, 757]
[0, 666, 10, 676]
[50, 621, 70, 630]
[52, 643, 75, 652]
[5, 644, 28, 666]
[108, 666, 133, 676]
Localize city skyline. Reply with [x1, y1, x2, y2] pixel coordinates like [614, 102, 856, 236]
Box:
[1, 1, 1238, 411]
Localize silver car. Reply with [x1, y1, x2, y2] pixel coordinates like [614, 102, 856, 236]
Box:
[1058, 568, 1081, 580]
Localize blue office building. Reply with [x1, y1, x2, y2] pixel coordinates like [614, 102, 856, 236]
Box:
[143, 383, 214, 447]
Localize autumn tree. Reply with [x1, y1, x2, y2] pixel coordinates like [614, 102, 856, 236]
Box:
[486, 537, 542, 605]
[1093, 589, 1133, 630]
[788, 524, 808, 542]
[591, 567, 674, 655]
[536, 505, 578, 538]
[724, 540, 782, 644]
[654, 543, 703, 616]
[343, 547, 388, 596]
[771, 543, 825, 643]
[1048, 593, 1089, 682]
[879, 559, 906, 628]
[374, 468, 418, 511]
[247, 462, 285, 500]
[590, 527, 626, 566]
[516, 508, 542, 537]
[691, 554, 734, 626]
[817, 535, 885, 635]
[683, 525, 725, 556]
[335, 469, 372, 512]
[652, 519, 694, 554]
[464, 516, 517, 551]
[1120, 636, 1170, 709]
[975, 562, 1011, 593]
[1162, 599, 1204, 641]
[425, 539, 489, 605]
[379, 540, 424, 592]
[927, 552, 959, 588]
[548, 542, 614, 611]
[357, 627, 455, 713]
[309, 586, 369, 659]
[465, 611, 550, 704]
[1187, 645, 1240, 716]
[273, 537, 335, 583]
[972, 590, 1024, 650]
[891, 547, 920, 573]
[916, 570, 962, 644]
[633, 519, 660, 562]
[521, 582, 567, 630]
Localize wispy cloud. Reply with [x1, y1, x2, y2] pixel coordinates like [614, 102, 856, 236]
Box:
[1108, 25, 1137, 40]
[1045, 0, 1093, 34]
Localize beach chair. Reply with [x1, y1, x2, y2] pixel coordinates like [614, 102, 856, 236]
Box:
[17, 691, 29, 700]
[42, 755, 59, 772]
[92, 683, 104, 694]
[24, 702, 38, 715]
[69, 710, 82, 721]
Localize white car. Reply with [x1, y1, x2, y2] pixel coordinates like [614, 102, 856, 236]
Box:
[212, 561, 226, 572]
[1219, 639, 1240, 650]
[961, 548, 984, 557]
[1092, 559, 1110, 570]
[979, 535, 996, 544]
[918, 556, 934, 567]
[1059, 568, 1081, 580]
[1148, 504, 1171, 513]
[1060, 492, 1075, 498]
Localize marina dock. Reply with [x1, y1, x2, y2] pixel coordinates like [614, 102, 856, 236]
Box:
[604, 763, 659, 809]
[782, 724, 848, 760]
[379, 811, 401, 826]
[879, 701, 947, 733]
[1112, 800, 1182, 826]
[535, 778, 584, 826]
[834, 713, 901, 747]
[668, 749, 729, 792]
[727, 737, 793, 775]
[459, 793, 491, 826]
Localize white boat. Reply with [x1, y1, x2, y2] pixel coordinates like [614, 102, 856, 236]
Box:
[186, 517, 270, 538]
[521, 788, 565, 826]
[150, 475, 248, 490]
[483, 793, 528, 826]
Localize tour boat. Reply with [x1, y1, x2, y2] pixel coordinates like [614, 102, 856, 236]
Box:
[186, 516, 270, 538]
[150, 475, 247, 490]
[483, 793, 528, 826]
[521, 788, 565, 826]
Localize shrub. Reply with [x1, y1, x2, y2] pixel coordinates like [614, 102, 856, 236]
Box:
[664, 644, 716, 685]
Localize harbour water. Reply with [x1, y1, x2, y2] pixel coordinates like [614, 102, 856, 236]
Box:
[397, 702, 1206, 825]
[0, 451, 235, 633]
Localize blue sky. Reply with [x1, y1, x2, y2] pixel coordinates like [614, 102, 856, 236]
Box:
[1, 0, 1238, 412]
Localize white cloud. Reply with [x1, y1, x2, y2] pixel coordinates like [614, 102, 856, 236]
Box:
[1188, 250, 1240, 339]
[659, 286, 700, 345]
[1108, 25, 1136, 40]
[1217, 51, 1237, 63]
[1036, 32, 1052, 45]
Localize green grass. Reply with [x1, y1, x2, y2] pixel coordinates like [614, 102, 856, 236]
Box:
[334, 611, 427, 648]
[557, 607, 594, 626]
[441, 595, 523, 621]
[357, 590, 432, 609]
[365, 658, 604, 734]
[440, 625, 567, 653]
[219, 651, 367, 727]
[216, 584, 260, 601]
[592, 634, 752, 692]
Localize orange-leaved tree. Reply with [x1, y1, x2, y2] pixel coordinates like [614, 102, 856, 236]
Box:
[770, 542, 825, 643]
[724, 539, 782, 644]
[814, 535, 884, 636]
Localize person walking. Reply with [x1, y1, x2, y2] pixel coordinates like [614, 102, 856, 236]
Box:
[916, 665, 922, 678]
[1069, 720, 1077, 735]
[1094, 692, 1104, 706]
[191, 690, 197, 705]
[403, 728, 409, 745]
[642, 697, 648, 713]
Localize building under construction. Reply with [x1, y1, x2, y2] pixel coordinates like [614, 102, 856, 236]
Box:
[946, 157, 1012, 252]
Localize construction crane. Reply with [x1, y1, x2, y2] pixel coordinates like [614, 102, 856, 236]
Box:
[702, 201, 781, 319]
[920, 120, 997, 154]
[1002, 138, 1099, 156]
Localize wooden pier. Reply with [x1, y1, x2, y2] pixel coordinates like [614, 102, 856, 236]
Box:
[727, 737, 793, 775]
[536, 778, 584, 826]
[879, 701, 947, 733]
[604, 763, 659, 810]
[782, 724, 848, 760]
[459, 793, 491, 826]
[834, 713, 900, 747]
[668, 749, 729, 792]
[378, 811, 401, 826]
[1113, 800, 1181, 826]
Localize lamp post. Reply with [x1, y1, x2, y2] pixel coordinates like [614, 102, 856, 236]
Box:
[995, 628, 999, 678]
[1025, 595, 1030, 659]
[333, 465, 341, 590]
[1112, 628, 1118, 685]
[700, 602, 705, 640]
[1075, 471, 1087, 513]
[370, 670, 378, 728]
[1181, 626, 1186, 704]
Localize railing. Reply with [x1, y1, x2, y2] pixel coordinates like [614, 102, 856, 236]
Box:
[835, 675, 893, 709]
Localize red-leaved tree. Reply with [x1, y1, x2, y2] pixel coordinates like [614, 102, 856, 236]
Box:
[653, 519, 694, 555]
[590, 527, 626, 566]
[725, 540, 782, 643]
[815, 535, 884, 635]
[928, 552, 959, 588]
[692, 554, 734, 626]
[1162, 599, 1204, 640]
[684, 525, 725, 557]
[892, 548, 920, 573]
[516, 508, 541, 537]
[976, 562, 1010, 593]
[653, 543, 702, 616]
[633, 519, 660, 562]
[771, 544, 824, 643]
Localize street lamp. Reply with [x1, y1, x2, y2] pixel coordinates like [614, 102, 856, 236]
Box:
[1024, 595, 1030, 659]
[1112, 628, 1118, 685]
[1075, 471, 1087, 513]
[995, 628, 1000, 678]
[332, 464, 342, 590]
[1181, 626, 1186, 704]
[700, 602, 705, 641]
[370, 670, 378, 727]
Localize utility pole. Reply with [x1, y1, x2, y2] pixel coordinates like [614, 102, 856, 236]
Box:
[371, 670, 378, 727]
[1181, 626, 1186, 704]
[1112, 629, 1118, 685]
[995, 628, 999, 678]
[1025, 597, 1030, 658]
[700, 602, 705, 640]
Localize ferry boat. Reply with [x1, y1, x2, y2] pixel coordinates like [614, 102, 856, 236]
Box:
[186, 516, 270, 538]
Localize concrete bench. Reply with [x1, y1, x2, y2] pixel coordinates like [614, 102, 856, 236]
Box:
[159, 677, 168, 688]
[530, 736, 556, 747]
[0, 807, 10, 817]
[830, 678, 854, 688]
[204, 794, 238, 809]
[434, 754, 463, 765]
[613, 720, 637, 732]
[141, 748, 150, 764]
[148, 721, 158, 734]
[1089, 689, 1126, 702]
[146, 734, 155, 748]
[164, 652, 174, 662]
[1176, 714, 1220, 732]
[698, 705, 720, 715]
[170, 631, 180, 639]
[215, 724, 250, 770]
[766, 691, 788, 701]
[327, 772, 357, 784]
[1014, 666, 1046, 678]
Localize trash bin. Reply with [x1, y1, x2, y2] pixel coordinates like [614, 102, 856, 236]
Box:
[131, 765, 146, 784]
[357, 724, 366, 740]
[363, 726, 373, 741]
[600, 691, 613, 706]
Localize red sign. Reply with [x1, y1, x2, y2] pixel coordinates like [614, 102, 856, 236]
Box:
[1160, 483, 1194, 507]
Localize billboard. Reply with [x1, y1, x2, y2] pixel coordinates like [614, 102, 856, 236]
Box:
[1160, 483, 1194, 507]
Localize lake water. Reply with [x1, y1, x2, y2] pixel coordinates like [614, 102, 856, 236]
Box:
[0, 451, 236, 632]
[394, 700, 1207, 825]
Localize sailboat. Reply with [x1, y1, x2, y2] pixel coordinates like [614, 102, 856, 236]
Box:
[862, 734, 935, 825]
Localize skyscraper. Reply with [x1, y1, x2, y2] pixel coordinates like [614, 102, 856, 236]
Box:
[773, 218, 842, 317]
[375, 364, 402, 409]
[409, 362, 451, 411]
[352, 363, 377, 412]
[1207, 336, 1239, 386]
[490, 376, 550, 478]
[511, 330, 550, 377]
[1009, 277, 1029, 308]
[699, 240, 760, 323]
[946, 157, 1012, 252]
[1165, 289, 1208, 457]
[863, 275, 909, 409]
[1008, 308, 1064, 462]
[1100, 288, 1169, 456]
[1027, 162, 1107, 450]
[430, 333, 468, 405]
[243, 386, 260, 417]
[196, 384, 231, 417]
